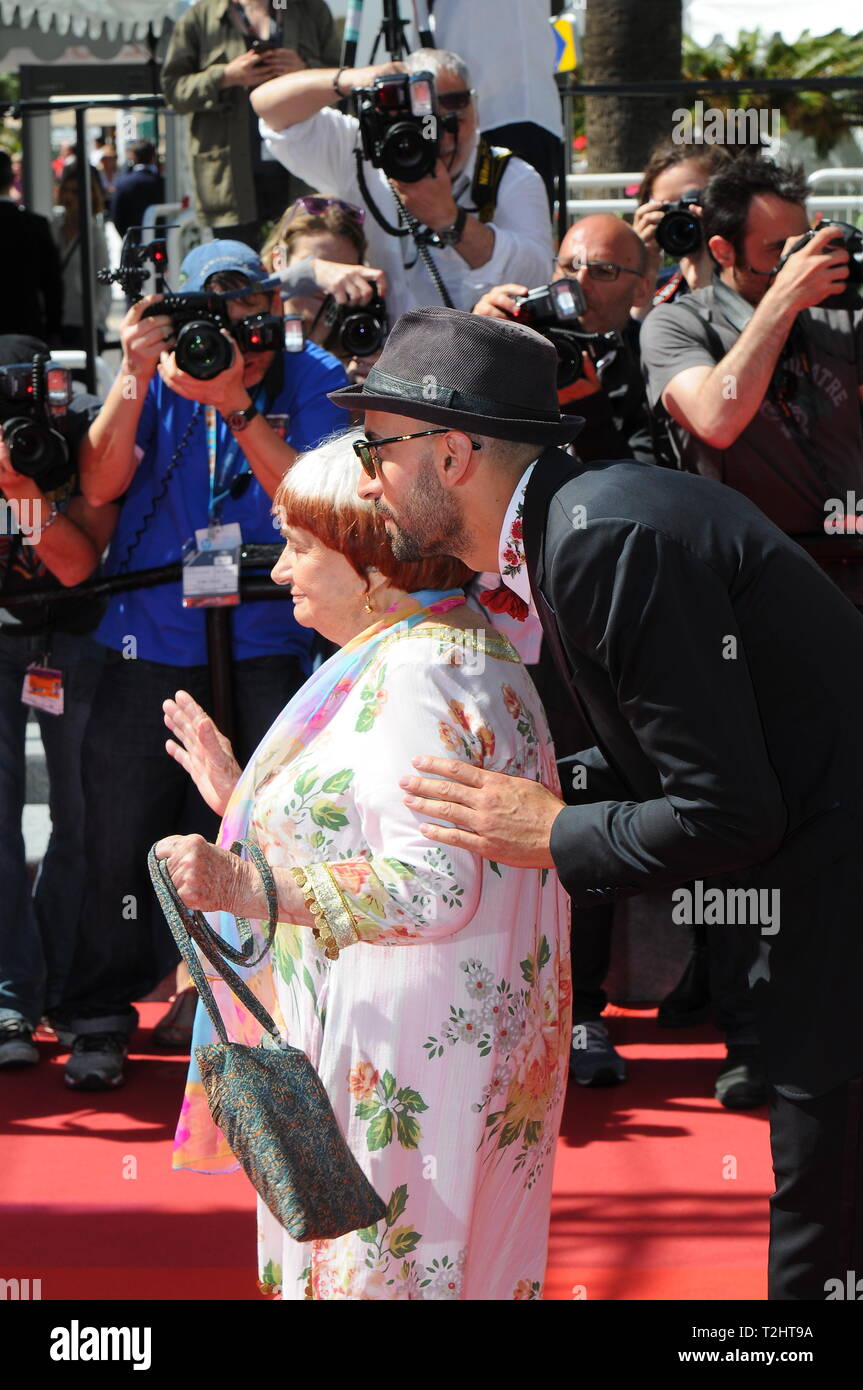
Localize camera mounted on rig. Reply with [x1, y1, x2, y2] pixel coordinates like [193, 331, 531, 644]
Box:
[654, 189, 703, 258]
[98, 226, 169, 302]
[354, 70, 451, 183]
[777, 220, 863, 308]
[512, 279, 624, 390]
[315, 288, 389, 359]
[0, 353, 75, 494]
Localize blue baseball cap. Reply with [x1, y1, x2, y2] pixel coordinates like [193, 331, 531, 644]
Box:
[178, 239, 268, 293]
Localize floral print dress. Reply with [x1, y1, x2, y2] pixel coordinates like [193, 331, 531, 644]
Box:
[197, 616, 570, 1300]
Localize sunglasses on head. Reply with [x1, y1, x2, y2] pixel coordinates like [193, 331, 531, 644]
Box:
[436, 89, 475, 113]
[288, 196, 366, 225]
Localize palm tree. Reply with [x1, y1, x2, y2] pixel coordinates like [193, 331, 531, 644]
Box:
[583, 0, 683, 173]
[682, 28, 863, 158]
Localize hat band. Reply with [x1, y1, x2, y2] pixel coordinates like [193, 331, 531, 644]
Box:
[364, 367, 562, 423]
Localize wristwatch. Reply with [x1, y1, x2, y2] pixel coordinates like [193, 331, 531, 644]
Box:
[432, 207, 468, 248]
[225, 401, 259, 432]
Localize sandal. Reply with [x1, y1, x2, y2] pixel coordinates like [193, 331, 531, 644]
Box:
[152, 987, 198, 1049]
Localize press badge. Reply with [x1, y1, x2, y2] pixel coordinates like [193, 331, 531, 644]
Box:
[22, 665, 64, 715]
[182, 522, 242, 608]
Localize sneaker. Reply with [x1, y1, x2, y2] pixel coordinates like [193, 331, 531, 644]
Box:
[714, 1044, 768, 1110]
[657, 949, 711, 1027]
[570, 1020, 627, 1086]
[0, 1017, 38, 1068]
[65, 1032, 129, 1090]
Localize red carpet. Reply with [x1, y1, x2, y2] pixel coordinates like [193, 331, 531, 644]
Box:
[0, 1004, 771, 1300]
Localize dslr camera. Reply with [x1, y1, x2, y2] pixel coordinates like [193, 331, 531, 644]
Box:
[778, 220, 863, 308]
[354, 70, 448, 183]
[512, 279, 623, 389]
[0, 353, 74, 493]
[654, 189, 703, 258]
[140, 292, 290, 381]
[317, 288, 389, 359]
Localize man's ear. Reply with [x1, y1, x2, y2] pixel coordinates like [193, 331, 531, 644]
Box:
[708, 234, 735, 272]
[631, 273, 652, 311]
[437, 430, 479, 487]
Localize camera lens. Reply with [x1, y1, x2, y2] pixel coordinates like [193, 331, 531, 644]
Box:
[3, 418, 49, 475]
[382, 121, 436, 182]
[175, 321, 233, 380]
[545, 330, 584, 390]
[340, 309, 386, 359]
[656, 210, 702, 258]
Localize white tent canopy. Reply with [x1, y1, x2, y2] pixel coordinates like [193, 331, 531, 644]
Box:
[0, 0, 187, 44]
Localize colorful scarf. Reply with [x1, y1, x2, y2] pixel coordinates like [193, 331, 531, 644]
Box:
[173, 589, 465, 1173]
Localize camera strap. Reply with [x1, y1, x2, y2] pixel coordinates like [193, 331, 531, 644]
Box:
[205, 384, 265, 525]
[470, 137, 512, 225]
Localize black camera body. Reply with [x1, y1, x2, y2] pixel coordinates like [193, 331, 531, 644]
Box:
[781, 220, 863, 307]
[655, 189, 703, 258]
[355, 70, 441, 183]
[141, 293, 284, 380]
[0, 354, 74, 493]
[321, 288, 389, 359]
[512, 279, 622, 389]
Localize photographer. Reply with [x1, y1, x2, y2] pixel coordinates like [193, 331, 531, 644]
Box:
[632, 142, 729, 319]
[261, 193, 388, 383]
[474, 215, 654, 465]
[251, 48, 552, 319]
[52, 241, 347, 1091]
[0, 336, 116, 1069]
[640, 155, 863, 603]
[161, 0, 341, 248]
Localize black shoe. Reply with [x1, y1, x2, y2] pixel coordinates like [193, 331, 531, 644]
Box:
[714, 1044, 768, 1110]
[657, 950, 711, 1027]
[65, 1032, 129, 1090]
[0, 1017, 38, 1068]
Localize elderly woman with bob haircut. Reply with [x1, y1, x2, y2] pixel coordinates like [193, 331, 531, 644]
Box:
[155, 429, 570, 1301]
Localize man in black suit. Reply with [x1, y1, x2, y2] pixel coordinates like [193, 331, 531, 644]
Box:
[0, 152, 63, 344]
[110, 142, 165, 239]
[334, 306, 863, 1300]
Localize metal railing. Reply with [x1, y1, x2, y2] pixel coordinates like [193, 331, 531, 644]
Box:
[561, 167, 863, 223]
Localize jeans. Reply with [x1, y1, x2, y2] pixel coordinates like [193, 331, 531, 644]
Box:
[56, 649, 305, 1026]
[0, 628, 105, 1028]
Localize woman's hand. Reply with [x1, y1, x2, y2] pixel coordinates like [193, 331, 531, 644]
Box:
[153, 833, 256, 915]
[163, 689, 242, 816]
[311, 260, 388, 305]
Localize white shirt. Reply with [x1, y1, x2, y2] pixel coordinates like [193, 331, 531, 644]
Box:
[429, 0, 562, 139]
[261, 107, 553, 322]
[468, 460, 542, 666]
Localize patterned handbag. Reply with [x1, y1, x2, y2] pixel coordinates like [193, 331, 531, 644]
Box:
[148, 839, 387, 1241]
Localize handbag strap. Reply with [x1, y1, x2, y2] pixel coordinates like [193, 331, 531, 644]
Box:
[147, 838, 281, 1046]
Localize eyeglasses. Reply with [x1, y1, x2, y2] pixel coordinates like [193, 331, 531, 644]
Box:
[288, 196, 366, 225]
[556, 258, 644, 282]
[353, 430, 481, 479]
[437, 89, 476, 113]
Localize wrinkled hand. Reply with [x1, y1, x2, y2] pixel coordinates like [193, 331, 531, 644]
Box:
[158, 333, 248, 413]
[770, 223, 850, 312]
[399, 757, 564, 869]
[153, 833, 255, 915]
[471, 283, 527, 319]
[121, 294, 173, 379]
[391, 159, 457, 231]
[312, 260, 388, 304]
[163, 689, 242, 817]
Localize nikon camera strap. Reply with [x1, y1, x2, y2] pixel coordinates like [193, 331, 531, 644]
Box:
[470, 137, 513, 224]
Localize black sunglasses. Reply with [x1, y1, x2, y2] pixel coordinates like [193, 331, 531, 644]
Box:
[353, 430, 481, 479]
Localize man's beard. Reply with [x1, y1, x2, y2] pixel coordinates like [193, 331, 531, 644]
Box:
[376, 455, 472, 562]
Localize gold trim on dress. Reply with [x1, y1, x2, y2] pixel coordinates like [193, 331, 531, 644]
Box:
[290, 864, 359, 959]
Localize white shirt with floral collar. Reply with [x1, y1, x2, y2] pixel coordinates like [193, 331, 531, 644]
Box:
[473, 460, 541, 664]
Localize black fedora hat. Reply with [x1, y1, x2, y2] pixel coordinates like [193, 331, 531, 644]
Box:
[328, 306, 584, 445]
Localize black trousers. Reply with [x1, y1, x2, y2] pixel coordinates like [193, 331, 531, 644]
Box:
[482, 121, 564, 215]
[768, 1074, 863, 1299]
[57, 650, 305, 1024]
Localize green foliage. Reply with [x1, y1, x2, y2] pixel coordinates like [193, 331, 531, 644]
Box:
[682, 27, 863, 157]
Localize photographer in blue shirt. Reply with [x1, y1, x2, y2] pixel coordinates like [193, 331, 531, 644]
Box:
[54, 240, 347, 1090]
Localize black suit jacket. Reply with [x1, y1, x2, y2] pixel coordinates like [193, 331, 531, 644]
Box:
[110, 168, 166, 239]
[0, 201, 63, 340]
[523, 446, 863, 1097]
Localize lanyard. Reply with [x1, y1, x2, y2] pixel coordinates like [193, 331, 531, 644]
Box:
[204, 389, 262, 526]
